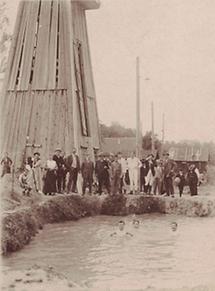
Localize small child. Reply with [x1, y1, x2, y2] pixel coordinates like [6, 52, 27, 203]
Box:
[175, 170, 186, 197]
[19, 166, 32, 196]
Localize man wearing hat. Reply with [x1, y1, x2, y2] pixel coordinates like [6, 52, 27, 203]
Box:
[53, 148, 65, 193]
[66, 148, 80, 193]
[163, 152, 176, 196]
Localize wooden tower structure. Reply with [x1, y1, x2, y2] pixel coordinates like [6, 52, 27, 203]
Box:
[1, 0, 101, 167]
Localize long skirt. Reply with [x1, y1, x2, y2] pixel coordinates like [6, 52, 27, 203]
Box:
[43, 170, 57, 194]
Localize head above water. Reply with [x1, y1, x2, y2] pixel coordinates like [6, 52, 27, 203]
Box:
[118, 220, 125, 231]
[171, 222, 178, 231]
[132, 219, 140, 228]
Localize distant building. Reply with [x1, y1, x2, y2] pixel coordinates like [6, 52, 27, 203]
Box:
[102, 137, 157, 158]
[166, 145, 209, 172]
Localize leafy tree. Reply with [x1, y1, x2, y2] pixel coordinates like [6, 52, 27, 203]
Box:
[100, 121, 135, 138]
[142, 131, 161, 151]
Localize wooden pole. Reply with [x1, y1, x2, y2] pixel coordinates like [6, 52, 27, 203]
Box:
[151, 101, 155, 153]
[161, 113, 165, 155]
[136, 57, 140, 158]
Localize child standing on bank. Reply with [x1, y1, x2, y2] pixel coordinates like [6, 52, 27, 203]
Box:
[175, 169, 186, 197]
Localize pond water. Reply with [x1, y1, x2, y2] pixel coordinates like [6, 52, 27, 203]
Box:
[3, 214, 215, 290]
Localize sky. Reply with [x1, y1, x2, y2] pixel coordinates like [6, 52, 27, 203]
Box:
[5, 0, 215, 142]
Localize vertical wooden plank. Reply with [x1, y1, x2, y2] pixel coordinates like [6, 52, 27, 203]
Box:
[47, 0, 58, 89]
[57, 1, 66, 89]
[5, 93, 19, 154]
[8, 2, 29, 90]
[19, 1, 40, 91]
[39, 91, 50, 161]
[63, 1, 76, 151]
[7, 92, 23, 161]
[32, 1, 52, 90]
[47, 91, 57, 155]
[1, 91, 14, 152]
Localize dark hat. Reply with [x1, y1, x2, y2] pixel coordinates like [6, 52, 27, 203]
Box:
[34, 152, 40, 156]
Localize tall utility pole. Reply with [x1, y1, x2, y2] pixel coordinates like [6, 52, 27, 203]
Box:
[151, 101, 155, 153]
[136, 56, 140, 158]
[161, 113, 165, 155]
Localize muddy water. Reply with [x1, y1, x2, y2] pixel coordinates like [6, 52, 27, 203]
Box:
[3, 214, 215, 290]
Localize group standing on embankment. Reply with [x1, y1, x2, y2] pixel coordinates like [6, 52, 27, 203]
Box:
[1, 149, 205, 198]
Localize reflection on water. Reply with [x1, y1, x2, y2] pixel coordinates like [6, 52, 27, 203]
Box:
[3, 214, 215, 289]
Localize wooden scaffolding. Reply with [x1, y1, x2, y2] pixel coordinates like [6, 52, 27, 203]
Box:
[1, 0, 101, 168]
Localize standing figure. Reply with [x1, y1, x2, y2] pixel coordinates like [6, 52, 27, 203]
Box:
[140, 159, 147, 193]
[60, 151, 68, 192]
[127, 152, 141, 194]
[118, 152, 128, 194]
[175, 169, 186, 197]
[81, 154, 94, 195]
[66, 148, 80, 193]
[1, 152, 12, 177]
[187, 164, 198, 196]
[145, 154, 155, 194]
[110, 154, 122, 195]
[163, 152, 176, 197]
[153, 159, 164, 195]
[43, 154, 57, 195]
[32, 152, 43, 193]
[95, 153, 110, 195]
[53, 148, 65, 193]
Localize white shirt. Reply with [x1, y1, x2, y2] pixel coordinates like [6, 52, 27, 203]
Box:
[47, 160, 57, 170]
[72, 154, 77, 168]
[127, 157, 140, 170]
[119, 158, 128, 174]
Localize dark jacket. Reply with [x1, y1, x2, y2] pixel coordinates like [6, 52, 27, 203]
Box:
[187, 170, 198, 185]
[163, 159, 176, 178]
[81, 160, 94, 180]
[176, 173, 186, 186]
[110, 160, 122, 179]
[65, 154, 80, 171]
[95, 160, 109, 178]
[145, 160, 155, 176]
[53, 155, 65, 170]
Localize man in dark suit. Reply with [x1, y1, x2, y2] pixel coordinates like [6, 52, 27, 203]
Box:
[163, 152, 176, 196]
[95, 153, 110, 195]
[66, 148, 80, 193]
[81, 154, 94, 195]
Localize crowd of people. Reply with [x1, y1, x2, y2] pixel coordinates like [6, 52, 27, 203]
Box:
[1, 149, 202, 197]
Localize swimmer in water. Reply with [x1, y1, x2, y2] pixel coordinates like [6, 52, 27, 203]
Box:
[132, 219, 140, 229]
[110, 220, 133, 237]
[171, 221, 178, 232]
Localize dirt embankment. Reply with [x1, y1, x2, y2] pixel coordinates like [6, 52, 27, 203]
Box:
[2, 265, 215, 291]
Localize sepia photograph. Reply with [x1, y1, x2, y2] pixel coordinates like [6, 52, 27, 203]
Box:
[0, 0, 215, 290]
